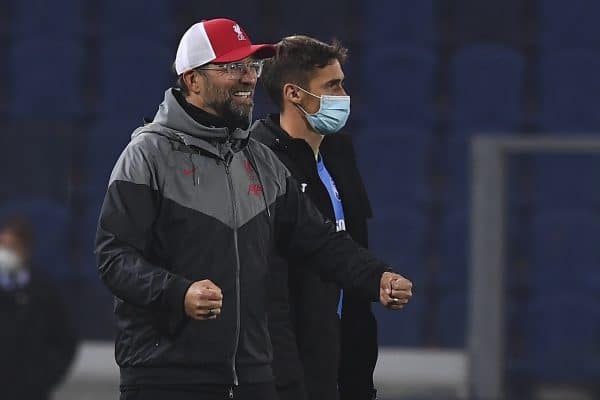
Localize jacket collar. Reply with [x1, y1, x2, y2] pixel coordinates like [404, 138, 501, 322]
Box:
[137, 89, 250, 159]
[258, 115, 318, 157]
[252, 115, 318, 176]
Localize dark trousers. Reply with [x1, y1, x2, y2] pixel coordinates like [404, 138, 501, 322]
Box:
[275, 380, 309, 400]
[120, 383, 278, 400]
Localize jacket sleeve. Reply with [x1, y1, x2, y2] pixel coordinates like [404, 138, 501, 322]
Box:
[266, 252, 306, 387]
[274, 175, 388, 301]
[95, 141, 193, 335]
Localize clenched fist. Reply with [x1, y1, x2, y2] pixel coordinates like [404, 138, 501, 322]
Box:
[379, 272, 413, 310]
[184, 280, 223, 320]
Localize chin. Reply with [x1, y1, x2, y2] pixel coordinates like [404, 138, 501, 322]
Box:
[227, 109, 252, 130]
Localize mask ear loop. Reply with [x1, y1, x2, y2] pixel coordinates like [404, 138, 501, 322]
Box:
[292, 85, 322, 116]
[295, 103, 311, 116]
[294, 85, 321, 100]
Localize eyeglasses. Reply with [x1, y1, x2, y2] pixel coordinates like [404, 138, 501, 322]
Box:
[197, 60, 264, 79]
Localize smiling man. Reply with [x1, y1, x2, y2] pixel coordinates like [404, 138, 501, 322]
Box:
[170, 20, 267, 132]
[96, 19, 412, 400]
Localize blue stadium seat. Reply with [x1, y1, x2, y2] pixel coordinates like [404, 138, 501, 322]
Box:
[0, 199, 73, 281]
[453, 0, 524, 45]
[369, 210, 428, 346]
[529, 210, 600, 292]
[171, 1, 262, 40]
[539, 50, 600, 132]
[0, 121, 74, 201]
[354, 132, 431, 207]
[531, 154, 600, 210]
[365, 0, 436, 46]
[9, 38, 85, 117]
[441, 138, 470, 206]
[11, 0, 86, 37]
[538, 0, 600, 49]
[98, 0, 174, 41]
[368, 210, 427, 285]
[0, 1, 14, 36]
[449, 45, 525, 135]
[97, 39, 171, 118]
[518, 294, 600, 381]
[374, 287, 426, 347]
[277, 0, 358, 42]
[0, 46, 9, 113]
[434, 292, 468, 348]
[82, 118, 139, 189]
[437, 211, 469, 290]
[442, 138, 530, 207]
[362, 45, 437, 130]
[438, 208, 528, 291]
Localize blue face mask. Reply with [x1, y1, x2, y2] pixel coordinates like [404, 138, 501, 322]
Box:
[295, 86, 351, 135]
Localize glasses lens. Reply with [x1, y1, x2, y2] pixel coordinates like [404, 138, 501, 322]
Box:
[217, 61, 264, 79]
[225, 63, 244, 76]
[252, 61, 264, 77]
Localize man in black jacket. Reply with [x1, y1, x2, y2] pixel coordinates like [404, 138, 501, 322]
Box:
[96, 19, 412, 400]
[252, 36, 381, 400]
[0, 216, 77, 400]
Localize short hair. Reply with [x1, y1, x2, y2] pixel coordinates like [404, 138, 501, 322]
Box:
[261, 35, 348, 108]
[172, 62, 207, 96]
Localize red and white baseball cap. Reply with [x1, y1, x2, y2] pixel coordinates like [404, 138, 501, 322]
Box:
[175, 18, 276, 75]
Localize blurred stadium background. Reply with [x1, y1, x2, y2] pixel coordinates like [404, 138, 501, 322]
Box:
[1, 1, 599, 399]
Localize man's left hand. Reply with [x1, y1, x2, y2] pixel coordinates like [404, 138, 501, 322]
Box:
[379, 271, 413, 310]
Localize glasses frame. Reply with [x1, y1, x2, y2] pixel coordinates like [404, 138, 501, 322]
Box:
[196, 60, 264, 79]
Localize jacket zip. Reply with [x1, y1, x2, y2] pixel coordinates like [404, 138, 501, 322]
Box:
[225, 159, 241, 386]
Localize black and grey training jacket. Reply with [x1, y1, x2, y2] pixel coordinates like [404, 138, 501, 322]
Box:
[95, 88, 389, 387]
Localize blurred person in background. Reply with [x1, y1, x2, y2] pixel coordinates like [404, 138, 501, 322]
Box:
[0, 216, 77, 400]
[252, 36, 379, 400]
[95, 18, 412, 400]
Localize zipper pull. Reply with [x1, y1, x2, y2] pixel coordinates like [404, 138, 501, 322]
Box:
[228, 387, 234, 399]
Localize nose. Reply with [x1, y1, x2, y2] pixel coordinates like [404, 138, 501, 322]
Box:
[239, 68, 258, 85]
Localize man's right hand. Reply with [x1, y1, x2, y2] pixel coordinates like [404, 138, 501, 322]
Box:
[379, 272, 413, 310]
[184, 280, 223, 320]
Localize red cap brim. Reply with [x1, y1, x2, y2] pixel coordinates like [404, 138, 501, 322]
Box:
[212, 44, 276, 63]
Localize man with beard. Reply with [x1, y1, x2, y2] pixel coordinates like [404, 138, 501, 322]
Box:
[252, 36, 380, 400]
[96, 19, 413, 400]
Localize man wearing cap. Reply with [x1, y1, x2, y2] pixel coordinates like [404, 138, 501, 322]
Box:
[252, 36, 380, 400]
[95, 19, 413, 400]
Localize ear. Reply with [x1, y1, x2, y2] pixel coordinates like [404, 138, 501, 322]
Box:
[183, 70, 204, 94]
[283, 83, 302, 105]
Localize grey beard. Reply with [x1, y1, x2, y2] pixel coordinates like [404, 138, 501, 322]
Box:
[220, 103, 253, 130]
[202, 80, 254, 130]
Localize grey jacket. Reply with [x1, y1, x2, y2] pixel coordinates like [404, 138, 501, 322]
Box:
[95, 88, 389, 387]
